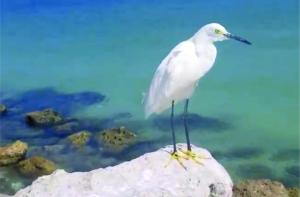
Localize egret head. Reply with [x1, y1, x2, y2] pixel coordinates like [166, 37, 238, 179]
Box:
[199, 23, 251, 45]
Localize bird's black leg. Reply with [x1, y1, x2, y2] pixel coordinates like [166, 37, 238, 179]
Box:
[170, 100, 177, 153]
[184, 99, 192, 151]
[165, 100, 187, 170]
[179, 99, 210, 165]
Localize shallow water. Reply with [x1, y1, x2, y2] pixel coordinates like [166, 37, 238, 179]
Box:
[0, 0, 299, 194]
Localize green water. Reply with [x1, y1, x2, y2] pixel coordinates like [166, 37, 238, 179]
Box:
[0, 0, 299, 194]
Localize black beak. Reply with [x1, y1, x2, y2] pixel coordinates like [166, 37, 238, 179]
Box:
[224, 33, 252, 45]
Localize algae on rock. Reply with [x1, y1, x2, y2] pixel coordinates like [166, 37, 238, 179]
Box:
[17, 156, 57, 177]
[97, 126, 136, 152]
[67, 131, 91, 148]
[25, 108, 63, 127]
[287, 187, 299, 197]
[233, 179, 289, 197]
[0, 140, 28, 166]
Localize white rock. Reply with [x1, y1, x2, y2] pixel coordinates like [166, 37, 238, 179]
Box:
[14, 144, 233, 197]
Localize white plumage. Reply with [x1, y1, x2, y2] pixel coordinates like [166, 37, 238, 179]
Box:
[144, 23, 250, 155]
[145, 23, 229, 118]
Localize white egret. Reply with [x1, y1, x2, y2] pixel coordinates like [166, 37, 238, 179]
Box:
[144, 23, 251, 164]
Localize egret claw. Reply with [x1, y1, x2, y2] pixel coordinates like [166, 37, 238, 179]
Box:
[165, 151, 187, 170]
[179, 148, 211, 165]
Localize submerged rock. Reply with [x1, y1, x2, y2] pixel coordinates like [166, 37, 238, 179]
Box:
[285, 165, 299, 178]
[236, 163, 274, 179]
[0, 177, 16, 195]
[67, 131, 91, 148]
[14, 144, 233, 197]
[17, 156, 57, 177]
[54, 121, 79, 133]
[25, 108, 63, 127]
[270, 149, 299, 162]
[153, 113, 230, 132]
[212, 147, 263, 160]
[0, 140, 28, 166]
[1, 88, 105, 116]
[0, 104, 7, 115]
[233, 179, 289, 197]
[29, 145, 65, 156]
[97, 126, 136, 152]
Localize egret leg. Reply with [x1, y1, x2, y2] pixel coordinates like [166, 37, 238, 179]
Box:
[165, 100, 187, 170]
[171, 100, 176, 152]
[179, 99, 211, 165]
[183, 99, 192, 151]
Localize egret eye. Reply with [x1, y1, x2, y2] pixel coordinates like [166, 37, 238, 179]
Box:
[214, 29, 222, 34]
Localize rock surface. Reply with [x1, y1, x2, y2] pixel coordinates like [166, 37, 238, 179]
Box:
[0, 141, 28, 166]
[25, 108, 63, 127]
[14, 144, 233, 197]
[17, 156, 57, 177]
[233, 179, 289, 197]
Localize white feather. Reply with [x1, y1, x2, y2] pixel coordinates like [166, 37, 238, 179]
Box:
[145, 23, 227, 118]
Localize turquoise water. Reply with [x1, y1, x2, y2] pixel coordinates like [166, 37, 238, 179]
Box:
[1, 0, 299, 194]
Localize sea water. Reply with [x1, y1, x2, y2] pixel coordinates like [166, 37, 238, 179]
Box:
[0, 0, 299, 194]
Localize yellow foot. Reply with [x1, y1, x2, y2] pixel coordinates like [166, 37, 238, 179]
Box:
[164, 150, 187, 170]
[179, 148, 211, 165]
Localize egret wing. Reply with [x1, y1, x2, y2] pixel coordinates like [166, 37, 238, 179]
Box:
[145, 41, 195, 117]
